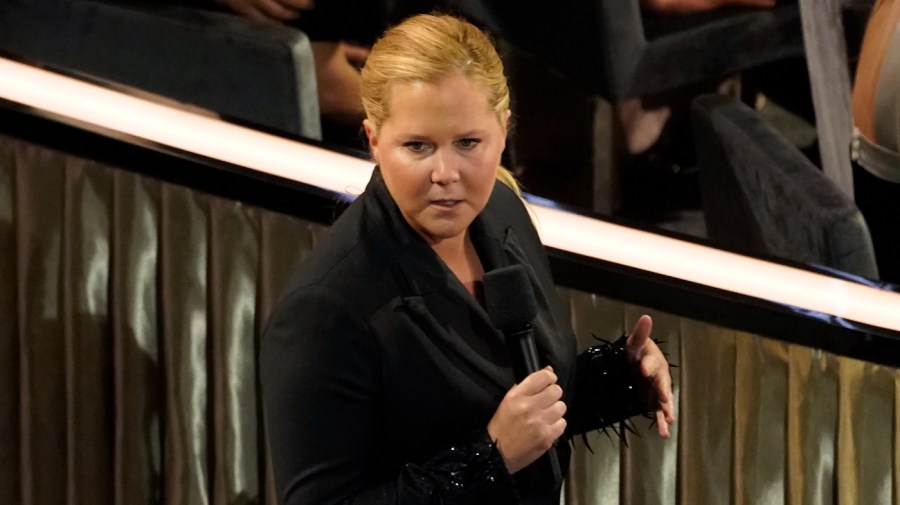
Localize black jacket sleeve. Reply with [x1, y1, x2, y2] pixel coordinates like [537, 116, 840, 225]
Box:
[260, 286, 519, 505]
[565, 336, 656, 437]
[349, 429, 519, 505]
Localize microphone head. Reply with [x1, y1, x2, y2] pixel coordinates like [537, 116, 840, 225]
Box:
[483, 265, 538, 331]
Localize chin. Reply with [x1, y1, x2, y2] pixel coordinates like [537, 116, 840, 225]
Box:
[425, 228, 464, 243]
[418, 222, 468, 243]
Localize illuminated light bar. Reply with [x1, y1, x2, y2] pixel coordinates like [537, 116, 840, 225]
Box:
[2, 56, 899, 333]
[0, 57, 374, 195]
[536, 207, 900, 331]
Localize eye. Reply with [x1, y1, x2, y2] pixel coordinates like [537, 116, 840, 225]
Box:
[456, 138, 481, 150]
[404, 141, 430, 153]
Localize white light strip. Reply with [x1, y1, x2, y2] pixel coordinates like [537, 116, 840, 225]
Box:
[2, 56, 899, 332]
[536, 208, 900, 331]
[0, 58, 375, 195]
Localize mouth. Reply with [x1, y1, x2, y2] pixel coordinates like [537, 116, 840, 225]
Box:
[429, 199, 463, 210]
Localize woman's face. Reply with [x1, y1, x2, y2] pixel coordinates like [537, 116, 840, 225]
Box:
[364, 73, 509, 246]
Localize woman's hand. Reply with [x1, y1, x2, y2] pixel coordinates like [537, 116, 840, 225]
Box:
[487, 367, 567, 474]
[625, 315, 676, 438]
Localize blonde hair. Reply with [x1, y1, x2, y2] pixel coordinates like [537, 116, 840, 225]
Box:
[360, 13, 520, 195]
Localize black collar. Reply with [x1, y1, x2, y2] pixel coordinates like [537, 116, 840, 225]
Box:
[363, 167, 511, 297]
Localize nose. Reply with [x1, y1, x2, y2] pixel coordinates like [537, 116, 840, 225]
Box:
[431, 151, 460, 185]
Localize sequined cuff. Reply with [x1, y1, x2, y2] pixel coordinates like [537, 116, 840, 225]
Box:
[401, 429, 519, 504]
[569, 335, 654, 443]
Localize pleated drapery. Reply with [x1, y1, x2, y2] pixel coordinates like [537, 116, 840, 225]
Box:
[0, 134, 329, 505]
[2, 132, 900, 505]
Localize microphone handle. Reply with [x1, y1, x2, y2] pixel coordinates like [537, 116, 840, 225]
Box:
[507, 327, 563, 485]
[507, 326, 541, 382]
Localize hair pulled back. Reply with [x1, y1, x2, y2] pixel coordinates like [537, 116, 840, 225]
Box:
[360, 14, 519, 192]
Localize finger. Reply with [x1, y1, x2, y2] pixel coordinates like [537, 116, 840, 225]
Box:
[516, 367, 557, 395]
[661, 382, 676, 422]
[626, 315, 653, 355]
[550, 399, 567, 420]
[226, 1, 270, 21]
[255, 0, 302, 21]
[656, 371, 674, 406]
[653, 374, 676, 426]
[278, 0, 315, 9]
[535, 399, 568, 429]
[661, 395, 676, 425]
[238, 2, 293, 22]
[549, 417, 567, 440]
[643, 358, 673, 410]
[532, 383, 564, 408]
[655, 409, 671, 438]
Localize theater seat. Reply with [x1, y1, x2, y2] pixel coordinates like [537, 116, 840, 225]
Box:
[691, 93, 879, 279]
[429, 0, 805, 100]
[0, 0, 321, 139]
[593, 1, 806, 100]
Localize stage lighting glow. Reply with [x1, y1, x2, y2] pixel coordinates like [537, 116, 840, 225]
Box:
[2, 55, 898, 333]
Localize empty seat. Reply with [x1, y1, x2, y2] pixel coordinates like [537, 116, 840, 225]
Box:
[692, 94, 879, 279]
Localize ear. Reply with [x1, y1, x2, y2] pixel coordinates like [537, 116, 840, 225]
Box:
[363, 119, 380, 163]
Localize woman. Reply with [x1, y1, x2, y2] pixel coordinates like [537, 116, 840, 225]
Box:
[260, 14, 675, 505]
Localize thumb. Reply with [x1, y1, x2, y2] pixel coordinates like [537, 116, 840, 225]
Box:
[626, 315, 653, 356]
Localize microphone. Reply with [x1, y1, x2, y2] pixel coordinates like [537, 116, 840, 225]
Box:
[483, 265, 563, 485]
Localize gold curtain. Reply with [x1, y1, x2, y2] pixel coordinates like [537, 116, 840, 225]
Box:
[1, 133, 898, 505]
[0, 134, 328, 505]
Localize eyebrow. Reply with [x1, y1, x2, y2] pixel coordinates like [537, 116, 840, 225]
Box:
[394, 129, 489, 141]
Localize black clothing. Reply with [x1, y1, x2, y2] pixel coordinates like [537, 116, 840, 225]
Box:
[260, 169, 642, 504]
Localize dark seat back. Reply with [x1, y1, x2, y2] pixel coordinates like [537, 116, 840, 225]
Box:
[423, 0, 805, 99]
[0, 0, 321, 138]
[692, 93, 879, 279]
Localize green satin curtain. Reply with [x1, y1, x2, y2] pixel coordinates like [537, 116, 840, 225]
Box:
[1, 133, 898, 505]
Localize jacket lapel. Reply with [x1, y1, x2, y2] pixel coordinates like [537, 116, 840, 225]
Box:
[367, 172, 513, 391]
[367, 171, 565, 390]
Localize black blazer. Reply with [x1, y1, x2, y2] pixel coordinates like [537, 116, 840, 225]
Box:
[261, 169, 621, 505]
